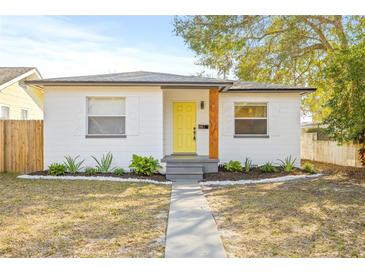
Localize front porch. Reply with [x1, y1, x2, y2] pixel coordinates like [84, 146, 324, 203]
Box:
[162, 87, 220, 181]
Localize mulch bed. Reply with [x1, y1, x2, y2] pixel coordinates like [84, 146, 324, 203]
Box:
[28, 170, 169, 182]
[201, 166, 307, 182]
[28, 165, 316, 183]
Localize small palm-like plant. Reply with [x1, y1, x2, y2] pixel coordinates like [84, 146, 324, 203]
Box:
[278, 156, 297, 172]
[261, 162, 277, 173]
[63, 155, 85, 174]
[92, 152, 115, 173]
[244, 157, 252, 173]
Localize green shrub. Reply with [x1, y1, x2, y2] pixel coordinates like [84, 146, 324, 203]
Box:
[63, 155, 85, 174]
[91, 152, 115, 173]
[278, 156, 296, 172]
[84, 167, 97, 176]
[129, 154, 161, 176]
[224, 160, 243, 172]
[303, 162, 317, 174]
[244, 157, 252, 173]
[113, 168, 125, 176]
[261, 162, 277, 173]
[48, 163, 66, 176]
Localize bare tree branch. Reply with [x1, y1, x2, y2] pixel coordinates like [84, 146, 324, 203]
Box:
[291, 43, 326, 58]
[333, 16, 349, 49]
[300, 16, 334, 51]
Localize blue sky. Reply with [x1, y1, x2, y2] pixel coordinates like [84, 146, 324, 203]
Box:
[0, 16, 213, 78]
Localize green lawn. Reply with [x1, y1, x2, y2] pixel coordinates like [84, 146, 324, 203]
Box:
[0, 173, 171, 257]
[203, 161, 365, 257]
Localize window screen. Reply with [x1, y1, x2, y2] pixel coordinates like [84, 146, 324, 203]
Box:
[234, 103, 267, 135]
[87, 98, 126, 135]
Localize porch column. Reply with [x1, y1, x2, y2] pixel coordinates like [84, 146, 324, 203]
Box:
[209, 88, 219, 159]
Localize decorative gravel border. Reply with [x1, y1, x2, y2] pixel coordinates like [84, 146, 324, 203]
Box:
[18, 173, 322, 186]
[199, 173, 323, 186]
[17, 174, 172, 185]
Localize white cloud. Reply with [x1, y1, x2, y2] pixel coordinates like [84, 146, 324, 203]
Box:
[0, 16, 213, 78]
[0, 16, 112, 43]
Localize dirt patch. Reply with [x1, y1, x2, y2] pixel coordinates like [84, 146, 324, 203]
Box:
[28, 170, 169, 182]
[202, 166, 307, 181]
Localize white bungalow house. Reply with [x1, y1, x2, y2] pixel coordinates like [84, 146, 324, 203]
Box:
[27, 71, 314, 180]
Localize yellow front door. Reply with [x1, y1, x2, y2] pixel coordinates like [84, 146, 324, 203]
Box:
[173, 102, 196, 153]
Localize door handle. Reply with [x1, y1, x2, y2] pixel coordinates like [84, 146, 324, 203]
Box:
[193, 127, 196, 140]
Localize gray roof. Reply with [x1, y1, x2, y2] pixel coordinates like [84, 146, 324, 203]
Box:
[0, 67, 35, 86]
[28, 71, 233, 86]
[26, 70, 315, 93]
[229, 81, 315, 92]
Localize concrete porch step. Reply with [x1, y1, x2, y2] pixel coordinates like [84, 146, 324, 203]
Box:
[166, 173, 203, 181]
[166, 164, 203, 181]
[162, 155, 219, 174]
[166, 165, 203, 174]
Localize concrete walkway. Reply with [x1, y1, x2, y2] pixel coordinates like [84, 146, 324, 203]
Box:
[165, 181, 226, 258]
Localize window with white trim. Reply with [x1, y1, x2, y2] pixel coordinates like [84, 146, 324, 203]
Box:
[0, 105, 10, 119]
[87, 97, 126, 136]
[21, 109, 28, 120]
[234, 103, 267, 135]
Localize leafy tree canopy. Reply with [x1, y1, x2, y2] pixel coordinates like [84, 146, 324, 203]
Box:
[324, 42, 365, 144]
[174, 16, 365, 121]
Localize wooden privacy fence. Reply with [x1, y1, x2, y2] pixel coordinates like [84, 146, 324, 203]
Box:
[301, 130, 362, 167]
[0, 120, 43, 173]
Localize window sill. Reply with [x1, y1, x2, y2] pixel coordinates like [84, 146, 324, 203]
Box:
[86, 134, 127, 138]
[234, 135, 269, 138]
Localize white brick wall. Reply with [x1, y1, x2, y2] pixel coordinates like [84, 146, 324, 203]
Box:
[44, 86, 163, 170]
[219, 93, 301, 167]
[44, 86, 302, 170]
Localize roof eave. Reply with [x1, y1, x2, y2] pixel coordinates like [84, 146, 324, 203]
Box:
[1, 68, 41, 91]
[224, 88, 316, 95]
[25, 80, 234, 88]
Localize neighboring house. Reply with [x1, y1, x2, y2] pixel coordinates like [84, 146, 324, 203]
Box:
[28, 71, 315, 178]
[0, 67, 44, 120]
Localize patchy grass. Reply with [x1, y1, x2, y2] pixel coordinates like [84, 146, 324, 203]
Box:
[0, 173, 171, 258]
[203, 161, 365, 257]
